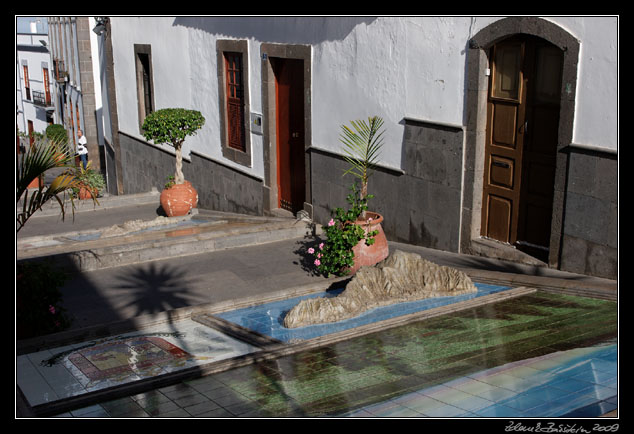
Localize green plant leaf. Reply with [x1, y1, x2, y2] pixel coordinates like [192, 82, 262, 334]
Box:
[339, 116, 385, 199]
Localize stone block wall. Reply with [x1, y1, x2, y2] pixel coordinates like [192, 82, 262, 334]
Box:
[119, 132, 263, 216]
[311, 118, 464, 253]
[560, 147, 618, 279]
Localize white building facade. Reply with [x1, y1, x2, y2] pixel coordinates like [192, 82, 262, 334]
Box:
[16, 18, 55, 141]
[104, 16, 618, 279]
[46, 17, 106, 176]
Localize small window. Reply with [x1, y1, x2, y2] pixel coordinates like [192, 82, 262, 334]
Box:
[134, 44, 154, 130]
[224, 52, 246, 152]
[43, 68, 51, 106]
[492, 42, 522, 101]
[217, 40, 251, 167]
[23, 65, 31, 100]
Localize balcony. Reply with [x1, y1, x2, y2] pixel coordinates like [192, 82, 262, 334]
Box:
[32, 90, 53, 110]
[54, 59, 68, 83]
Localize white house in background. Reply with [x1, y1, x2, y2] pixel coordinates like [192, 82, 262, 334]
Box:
[100, 16, 618, 279]
[46, 17, 107, 181]
[16, 17, 54, 141]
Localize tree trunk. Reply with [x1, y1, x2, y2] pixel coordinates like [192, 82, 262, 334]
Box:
[360, 178, 368, 220]
[174, 142, 184, 184]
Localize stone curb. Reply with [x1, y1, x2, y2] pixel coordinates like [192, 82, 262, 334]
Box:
[17, 189, 162, 218]
[17, 218, 319, 273]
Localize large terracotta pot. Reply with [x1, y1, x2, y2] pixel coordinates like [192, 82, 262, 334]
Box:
[160, 181, 198, 217]
[78, 185, 95, 200]
[349, 211, 389, 274]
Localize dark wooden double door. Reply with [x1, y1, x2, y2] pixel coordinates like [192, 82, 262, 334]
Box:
[272, 58, 305, 214]
[481, 35, 563, 261]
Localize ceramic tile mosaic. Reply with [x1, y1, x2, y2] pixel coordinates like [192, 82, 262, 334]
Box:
[216, 282, 512, 342]
[17, 319, 261, 407]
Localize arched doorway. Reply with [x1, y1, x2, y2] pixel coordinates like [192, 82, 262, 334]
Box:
[461, 17, 580, 268]
[482, 34, 563, 262]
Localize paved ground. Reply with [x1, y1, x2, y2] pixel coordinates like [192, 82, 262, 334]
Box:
[15, 191, 618, 418]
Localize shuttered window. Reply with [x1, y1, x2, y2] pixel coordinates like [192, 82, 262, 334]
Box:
[23, 65, 31, 100]
[134, 44, 154, 131]
[224, 52, 246, 152]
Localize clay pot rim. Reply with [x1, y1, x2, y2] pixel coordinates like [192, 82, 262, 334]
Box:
[352, 211, 384, 225]
[163, 180, 194, 191]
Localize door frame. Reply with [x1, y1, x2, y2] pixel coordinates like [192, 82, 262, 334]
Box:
[461, 17, 580, 268]
[261, 43, 312, 217]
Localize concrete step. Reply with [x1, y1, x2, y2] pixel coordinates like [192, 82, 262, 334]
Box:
[17, 208, 321, 273]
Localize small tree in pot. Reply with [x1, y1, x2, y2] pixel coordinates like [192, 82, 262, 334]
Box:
[142, 108, 205, 216]
[310, 116, 389, 276]
[340, 116, 385, 214]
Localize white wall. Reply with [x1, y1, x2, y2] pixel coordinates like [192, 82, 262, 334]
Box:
[16, 32, 52, 136]
[546, 16, 618, 150]
[110, 16, 618, 180]
[110, 17, 192, 155]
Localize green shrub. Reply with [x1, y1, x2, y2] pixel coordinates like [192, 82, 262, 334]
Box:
[142, 108, 205, 185]
[16, 261, 73, 339]
[45, 124, 68, 144]
[309, 182, 379, 277]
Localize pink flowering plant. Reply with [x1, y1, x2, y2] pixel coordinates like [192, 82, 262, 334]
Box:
[311, 182, 379, 276]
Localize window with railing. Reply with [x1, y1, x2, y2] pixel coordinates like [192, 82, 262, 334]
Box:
[32, 90, 51, 107]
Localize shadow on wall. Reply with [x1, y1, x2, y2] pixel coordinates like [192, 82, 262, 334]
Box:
[172, 16, 377, 45]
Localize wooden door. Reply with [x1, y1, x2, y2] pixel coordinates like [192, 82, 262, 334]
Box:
[516, 41, 563, 260]
[273, 58, 305, 213]
[481, 35, 562, 260]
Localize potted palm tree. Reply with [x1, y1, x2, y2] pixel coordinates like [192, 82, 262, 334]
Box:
[340, 116, 389, 273]
[311, 116, 389, 276]
[142, 108, 205, 217]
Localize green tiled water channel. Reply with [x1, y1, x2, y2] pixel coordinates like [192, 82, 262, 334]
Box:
[56, 291, 617, 417]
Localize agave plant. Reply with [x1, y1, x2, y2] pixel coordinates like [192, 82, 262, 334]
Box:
[339, 116, 385, 217]
[16, 137, 83, 232]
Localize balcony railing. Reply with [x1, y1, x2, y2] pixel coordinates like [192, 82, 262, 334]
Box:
[32, 90, 53, 108]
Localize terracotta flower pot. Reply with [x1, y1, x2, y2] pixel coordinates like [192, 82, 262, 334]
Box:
[78, 185, 95, 200]
[160, 181, 198, 217]
[349, 211, 389, 274]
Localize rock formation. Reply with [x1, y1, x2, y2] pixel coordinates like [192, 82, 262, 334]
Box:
[283, 250, 477, 328]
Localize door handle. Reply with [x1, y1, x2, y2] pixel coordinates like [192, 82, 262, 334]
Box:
[520, 120, 528, 134]
[493, 161, 510, 169]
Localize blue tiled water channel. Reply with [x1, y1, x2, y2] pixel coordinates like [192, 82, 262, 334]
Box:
[216, 282, 511, 342]
[41, 286, 617, 418]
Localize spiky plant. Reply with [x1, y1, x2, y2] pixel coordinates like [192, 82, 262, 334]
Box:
[17, 137, 82, 232]
[339, 116, 385, 217]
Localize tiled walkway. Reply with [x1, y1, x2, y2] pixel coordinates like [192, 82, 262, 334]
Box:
[36, 290, 616, 418]
[343, 343, 617, 417]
